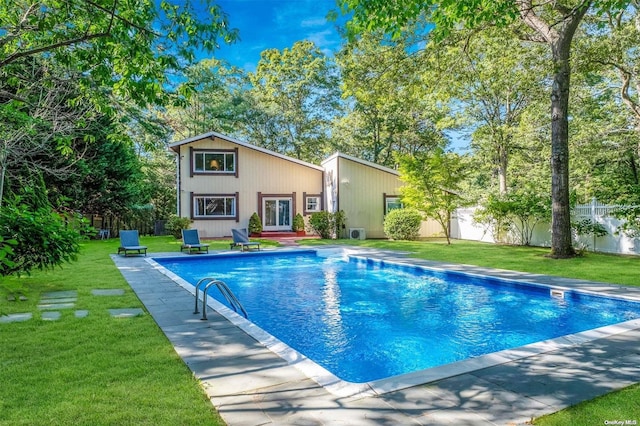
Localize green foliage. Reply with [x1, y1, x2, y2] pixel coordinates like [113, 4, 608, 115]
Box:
[571, 218, 609, 254]
[612, 206, 640, 238]
[475, 191, 552, 246]
[383, 208, 423, 240]
[308, 211, 345, 239]
[333, 31, 448, 166]
[0, 235, 17, 271]
[165, 215, 192, 239]
[246, 40, 342, 163]
[0, 0, 238, 108]
[398, 148, 467, 244]
[248, 212, 263, 234]
[0, 192, 86, 276]
[573, 219, 609, 238]
[293, 213, 305, 232]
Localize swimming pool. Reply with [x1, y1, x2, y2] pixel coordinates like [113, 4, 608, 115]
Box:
[150, 249, 640, 394]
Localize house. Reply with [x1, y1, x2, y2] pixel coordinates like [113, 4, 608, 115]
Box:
[169, 131, 444, 239]
[322, 152, 443, 239]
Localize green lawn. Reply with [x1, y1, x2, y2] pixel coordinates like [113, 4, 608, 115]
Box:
[0, 236, 638, 425]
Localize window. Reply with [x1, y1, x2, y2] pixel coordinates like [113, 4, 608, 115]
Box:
[193, 151, 235, 173]
[193, 195, 236, 218]
[304, 193, 322, 215]
[385, 196, 403, 214]
[306, 196, 321, 212]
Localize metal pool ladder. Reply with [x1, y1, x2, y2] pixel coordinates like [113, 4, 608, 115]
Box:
[194, 277, 248, 320]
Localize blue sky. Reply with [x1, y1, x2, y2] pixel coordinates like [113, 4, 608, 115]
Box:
[213, 0, 346, 70]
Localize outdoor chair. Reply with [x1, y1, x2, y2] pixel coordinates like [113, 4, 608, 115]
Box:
[118, 230, 147, 256]
[181, 229, 209, 254]
[230, 228, 261, 251]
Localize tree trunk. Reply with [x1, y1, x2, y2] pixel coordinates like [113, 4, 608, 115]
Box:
[498, 141, 508, 194]
[516, 0, 589, 258]
[549, 45, 575, 257]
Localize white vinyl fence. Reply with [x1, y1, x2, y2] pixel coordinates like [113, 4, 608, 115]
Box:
[451, 199, 639, 255]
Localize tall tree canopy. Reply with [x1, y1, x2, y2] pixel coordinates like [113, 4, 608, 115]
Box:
[0, 0, 237, 274]
[246, 40, 342, 163]
[338, 0, 632, 257]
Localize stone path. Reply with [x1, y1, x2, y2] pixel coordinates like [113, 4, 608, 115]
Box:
[1, 288, 142, 323]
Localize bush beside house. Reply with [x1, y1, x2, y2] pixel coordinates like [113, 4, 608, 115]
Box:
[383, 208, 422, 240]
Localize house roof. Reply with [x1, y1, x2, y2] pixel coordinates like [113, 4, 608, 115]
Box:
[168, 131, 325, 172]
[321, 152, 400, 176]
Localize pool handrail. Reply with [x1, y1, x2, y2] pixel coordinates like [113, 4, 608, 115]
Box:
[194, 277, 248, 319]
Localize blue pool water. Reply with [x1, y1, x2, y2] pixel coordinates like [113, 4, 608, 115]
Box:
[154, 251, 640, 383]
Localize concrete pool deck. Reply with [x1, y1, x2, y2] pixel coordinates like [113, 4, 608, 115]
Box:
[112, 247, 640, 425]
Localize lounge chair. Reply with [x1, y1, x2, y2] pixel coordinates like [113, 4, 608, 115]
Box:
[230, 228, 260, 251]
[118, 230, 147, 256]
[181, 229, 209, 254]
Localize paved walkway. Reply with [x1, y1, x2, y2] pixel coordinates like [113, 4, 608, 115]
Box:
[112, 249, 640, 425]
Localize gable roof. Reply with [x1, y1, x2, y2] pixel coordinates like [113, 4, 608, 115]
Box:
[321, 152, 400, 176]
[168, 131, 325, 172]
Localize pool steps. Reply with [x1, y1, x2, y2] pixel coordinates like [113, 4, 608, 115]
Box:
[193, 277, 248, 319]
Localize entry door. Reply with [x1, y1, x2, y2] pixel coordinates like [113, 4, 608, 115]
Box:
[263, 198, 292, 231]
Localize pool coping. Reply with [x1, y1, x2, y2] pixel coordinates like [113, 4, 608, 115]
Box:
[114, 246, 640, 425]
[146, 247, 640, 398]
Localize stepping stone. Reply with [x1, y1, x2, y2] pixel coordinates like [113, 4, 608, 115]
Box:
[75, 310, 89, 318]
[7, 294, 16, 302]
[38, 303, 75, 310]
[0, 313, 33, 323]
[108, 308, 144, 318]
[18, 295, 27, 301]
[92, 289, 125, 296]
[42, 290, 77, 299]
[40, 298, 77, 304]
[42, 311, 61, 321]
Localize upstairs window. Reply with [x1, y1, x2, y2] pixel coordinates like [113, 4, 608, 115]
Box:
[193, 150, 236, 174]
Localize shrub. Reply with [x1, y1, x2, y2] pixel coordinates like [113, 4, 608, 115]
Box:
[248, 212, 262, 235]
[0, 193, 87, 276]
[292, 213, 305, 232]
[165, 214, 192, 239]
[308, 211, 346, 239]
[383, 208, 422, 240]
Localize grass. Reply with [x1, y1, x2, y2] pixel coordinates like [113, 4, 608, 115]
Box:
[0, 236, 638, 425]
[0, 235, 263, 426]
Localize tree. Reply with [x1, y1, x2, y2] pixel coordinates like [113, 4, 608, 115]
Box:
[434, 27, 549, 194]
[0, 0, 236, 273]
[334, 31, 449, 166]
[338, 0, 632, 257]
[397, 148, 467, 244]
[168, 59, 250, 140]
[246, 41, 342, 163]
[0, 0, 237, 107]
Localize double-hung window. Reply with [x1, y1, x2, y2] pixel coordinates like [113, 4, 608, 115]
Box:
[193, 195, 237, 219]
[193, 150, 236, 174]
[304, 195, 322, 214]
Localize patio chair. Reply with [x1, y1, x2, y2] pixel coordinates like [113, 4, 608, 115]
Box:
[230, 228, 261, 251]
[118, 230, 147, 256]
[181, 229, 209, 254]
